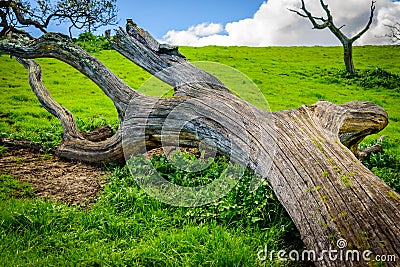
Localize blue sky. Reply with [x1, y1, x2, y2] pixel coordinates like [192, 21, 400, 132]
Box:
[115, 0, 265, 39]
[33, 0, 400, 46]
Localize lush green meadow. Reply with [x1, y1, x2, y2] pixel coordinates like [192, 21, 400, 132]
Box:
[0, 44, 399, 266]
[2, 45, 400, 151]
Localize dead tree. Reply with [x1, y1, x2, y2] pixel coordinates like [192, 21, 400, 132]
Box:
[1, 21, 399, 266]
[290, 0, 376, 74]
[385, 22, 400, 44]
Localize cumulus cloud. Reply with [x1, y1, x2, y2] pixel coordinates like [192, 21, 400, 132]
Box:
[162, 0, 400, 46]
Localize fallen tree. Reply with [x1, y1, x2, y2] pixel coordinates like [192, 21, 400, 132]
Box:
[1, 21, 399, 266]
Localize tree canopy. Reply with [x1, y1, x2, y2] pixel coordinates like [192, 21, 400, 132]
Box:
[0, 0, 118, 38]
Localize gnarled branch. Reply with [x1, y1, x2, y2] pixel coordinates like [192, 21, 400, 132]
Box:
[106, 21, 225, 91]
[385, 22, 400, 43]
[350, 1, 376, 43]
[0, 33, 138, 117]
[14, 57, 124, 163]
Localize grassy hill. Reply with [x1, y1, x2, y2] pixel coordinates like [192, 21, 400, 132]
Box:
[1, 45, 399, 152]
[0, 45, 399, 266]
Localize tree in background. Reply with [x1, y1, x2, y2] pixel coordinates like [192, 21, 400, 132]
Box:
[385, 22, 400, 44]
[290, 0, 375, 74]
[0, 0, 118, 38]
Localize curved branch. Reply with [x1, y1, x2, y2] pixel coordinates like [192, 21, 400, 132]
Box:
[289, 0, 329, 30]
[0, 33, 139, 117]
[11, 2, 48, 33]
[16, 58, 80, 137]
[319, 0, 332, 22]
[350, 0, 376, 43]
[310, 101, 388, 157]
[56, 131, 124, 163]
[15, 57, 124, 163]
[287, 8, 325, 23]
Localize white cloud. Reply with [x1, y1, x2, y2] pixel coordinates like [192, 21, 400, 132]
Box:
[163, 23, 225, 46]
[162, 0, 400, 46]
[188, 23, 223, 37]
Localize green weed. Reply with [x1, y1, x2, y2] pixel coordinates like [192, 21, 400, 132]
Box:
[362, 139, 400, 193]
[0, 145, 6, 156]
[0, 175, 35, 200]
[317, 67, 400, 91]
[0, 153, 303, 266]
[364, 153, 400, 193]
[358, 68, 400, 90]
[76, 116, 119, 133]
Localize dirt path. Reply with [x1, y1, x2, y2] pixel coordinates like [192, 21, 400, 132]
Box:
[0, 145, 109, 206]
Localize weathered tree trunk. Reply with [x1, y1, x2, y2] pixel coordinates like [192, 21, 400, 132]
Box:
[343, 41, 355, 74]
[1, 22, 399, 266]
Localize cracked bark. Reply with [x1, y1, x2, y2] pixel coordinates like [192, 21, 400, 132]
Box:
[0, 22, 399, 266]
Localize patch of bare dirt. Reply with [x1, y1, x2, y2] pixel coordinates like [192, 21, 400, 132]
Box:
[0, 140, 213, 206]
[0, 145, 109, 206]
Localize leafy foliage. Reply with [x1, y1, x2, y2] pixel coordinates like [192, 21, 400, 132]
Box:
[0, 0, 118, 38]
[0, 153, 303, 266]
[150, 151, 230, 187]
[144, 151, 295, 231]
[74, 32, 113, 52]
[358, 67, 400, 90]
[76, 116, 118, 133]
[362, 139, 400, 193]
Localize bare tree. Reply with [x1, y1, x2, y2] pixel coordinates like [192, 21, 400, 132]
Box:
[385, 22, 400, 44]
[290, 0, 376, 74]
[0, 4, 399, 265]
[0, 0, 118, 38]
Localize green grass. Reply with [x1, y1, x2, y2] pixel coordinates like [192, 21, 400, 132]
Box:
[2, 46, 400, 152]
[1, 45, 400, 266]
[0, 174, 35, 200]
[0, 55, 120, 148]
[0, 158, 300, 266]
